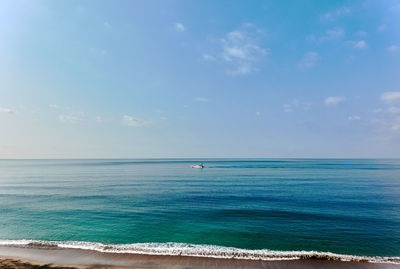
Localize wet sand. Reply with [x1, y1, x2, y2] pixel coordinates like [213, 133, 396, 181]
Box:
[0, 257, 153, 269]
[0, 246, 399, 269]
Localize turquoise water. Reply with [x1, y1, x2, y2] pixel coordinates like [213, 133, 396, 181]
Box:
[0, 159, 399, 260]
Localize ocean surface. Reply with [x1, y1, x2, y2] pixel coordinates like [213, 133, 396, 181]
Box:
[0, 159, 399, 262]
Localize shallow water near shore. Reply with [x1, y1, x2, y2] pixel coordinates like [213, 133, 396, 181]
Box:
[0, 159, 399, 262]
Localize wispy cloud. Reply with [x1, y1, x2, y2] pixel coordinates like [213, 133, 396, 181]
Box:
[49, 104, 59, 109]
[283, 104, 293, 113]
[373, 118, 400, 132]
[375, 106, 400, 115]
[372, 105, 400, 132]
[0, 108, 14, 114]
[255, 111, 261, 116]
[154, 109, 165, 114]
[387, 45, 399, 53]
[354, 40, 367, 49]
[202, 54, 215, 61]
[348, 115, 361, 121]
[122, 115, 151, 127]
[378, 24, 387, 32]
[356, 30, 367, 37]
[95, 116, 103, 123]
[174, 22, 185, 32]
[59, 115, 83, 124]
[321, 7, 350, 21]
[283, 99, 312, 112]
[194, 97, 209, 102]
[309, 28, 344, 43]
[325, 96, 346, 106]
[324, 27, 345, 39]
[205, 23, 269, 76]
[389, 2, 400, 12]
[381, 92, 400, 104]
[298, 51, 319, 69]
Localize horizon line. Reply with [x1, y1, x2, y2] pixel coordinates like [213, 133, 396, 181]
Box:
[1, 157, 399, 160]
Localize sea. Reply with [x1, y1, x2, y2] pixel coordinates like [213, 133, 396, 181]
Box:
[0, 159, 399, 263]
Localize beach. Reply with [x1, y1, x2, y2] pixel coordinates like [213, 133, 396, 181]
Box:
[1, 245, 399, 269]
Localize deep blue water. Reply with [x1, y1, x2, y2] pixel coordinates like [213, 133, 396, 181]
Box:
[0, 159, 399, 258]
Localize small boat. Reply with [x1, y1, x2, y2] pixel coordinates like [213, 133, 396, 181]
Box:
[191, 163, 204, 169]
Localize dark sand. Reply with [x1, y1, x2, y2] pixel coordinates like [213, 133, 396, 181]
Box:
[0, 246, 399, 269]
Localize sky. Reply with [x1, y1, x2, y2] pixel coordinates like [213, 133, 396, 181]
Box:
[0, 0, 400, 158]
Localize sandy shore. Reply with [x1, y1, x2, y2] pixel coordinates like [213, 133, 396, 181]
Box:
[0, 257, 82, 269]
[0, 257, 154, 269]
[0, 246, 399, 269]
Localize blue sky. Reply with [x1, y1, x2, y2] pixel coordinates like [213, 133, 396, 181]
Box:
[0, 0, 399, 158]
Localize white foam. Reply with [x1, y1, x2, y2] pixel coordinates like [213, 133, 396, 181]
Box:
[0, 239, 399, 264]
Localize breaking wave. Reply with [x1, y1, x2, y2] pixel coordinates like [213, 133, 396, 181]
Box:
[0, 239, 399, 264]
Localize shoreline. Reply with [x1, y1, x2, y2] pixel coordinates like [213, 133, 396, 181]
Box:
[1, 239, 399, 264]
[1, 246, 400, 269]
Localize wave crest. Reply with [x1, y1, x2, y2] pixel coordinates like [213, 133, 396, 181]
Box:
[0, 239, 399, 264]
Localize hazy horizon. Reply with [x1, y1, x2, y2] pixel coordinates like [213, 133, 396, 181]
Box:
[1, 157, 400, 160]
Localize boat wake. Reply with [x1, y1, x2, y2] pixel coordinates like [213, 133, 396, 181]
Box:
[0, 240, 399, 264]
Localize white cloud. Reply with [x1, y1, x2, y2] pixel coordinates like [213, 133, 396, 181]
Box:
[373, 118, 400, 132]
[298, 51, 319, 69]
[255, 111, 261, 116]
[59, 115, 82, 124]
[0, 108, 13, 114]
[372, 106, 400, 132]
[348, 115, 361, 121]
[205, 24, 269, 76]
[325, 96, 346, 106]
[308, 28, 344, 43]
[325, 27, 345, 39]
[202, 54, 215, 61]
[387, 107, 400, 114]
[372, 119, 399, 131]
[373, 108, 384, 113]
[221, 30, 268, 61]
[122, 115, 151, 127]
[49, 104, 58, 109]
[374, 107, 400, 115]
[95, 116, 103, 123]
[226, 64, 254, 76]
[373, 92, 400, 133]
[194, 97, 209, 102]
[321, 7, 350, 21]
[354, 40, 367, 49]
[381, 92, 400, 104]
[283, 104, 293, 113]
[387, 45, 399, 53]
[174, 22, 185, 32]
[283, 99, 311, 112]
